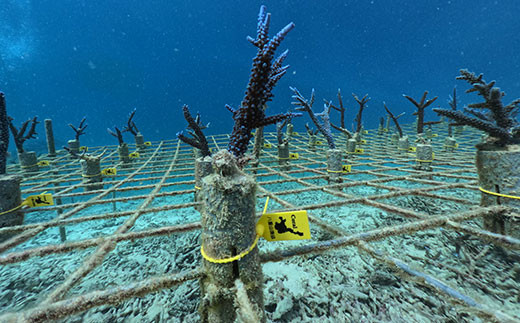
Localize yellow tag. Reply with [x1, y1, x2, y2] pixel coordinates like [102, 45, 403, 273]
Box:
[289, 153, 299, 160]
[433, 134, 438, 137]
[355, 148, 364, 153]
[408, 147, 417, 152]
[316, 141, 323, 145]
[432, 152, 435, 159]
[363, 130, 369, 134]
[144, 141, 152, 146]
[360, 139, 367, 144]
[263, 143, 272, 148]
[23, 193, 54, 207]
[101, 167, 117, 176]
[293, 132, 299, 136]
[342, 165, 352, 173]
[455, 143, 459, 148]
[383, 128, 389, 132]
[37, 160, 50, 166]
[129, 152, 140, 158]
[257, 211, 311, 241]
[79, 146, 88, 152]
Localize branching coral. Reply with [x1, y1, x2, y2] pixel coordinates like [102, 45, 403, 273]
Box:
[329, 89, 346, 129]
[226, 5, 299, 158]
[305, 123, 318, 136]
[177, 105, 211, 157]
[384, 103, 405, 138]
[107, 127, 125, 146]
[123, 109, 139, 136]
[69, 117, 87, 141]
[8, 115, 39, 154]
[403, 91, 439, 134]
[276, 117, 291, 146]
[0, 93, 8, 174]
[353, 93, 370, 133]
[291, 87, 336, 149]
[433, 69, 520, 145]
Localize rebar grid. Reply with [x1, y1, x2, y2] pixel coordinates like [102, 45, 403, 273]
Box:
[0, 124, 519, 322]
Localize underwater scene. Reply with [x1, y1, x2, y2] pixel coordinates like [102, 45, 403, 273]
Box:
[1, 1, 520, 322]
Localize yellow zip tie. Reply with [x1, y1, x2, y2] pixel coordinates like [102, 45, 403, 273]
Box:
[479, 187, 520, 200]
[201, 234, 260, 264]
[415, 159, 433, 163]
[81, 172, 102, 178]
[326, 169, 344, 173]
[0, 203, 25, 216]
[200, 197, 268, 264]
[195, 186, 201, 190]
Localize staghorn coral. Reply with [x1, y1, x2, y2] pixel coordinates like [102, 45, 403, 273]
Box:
[403, 91, 439, 134]
[329, 89, 346, 129]
[8, 115, 39, 154]
[0, 93, 8, 174]
[291, 87, 336, 149]
[226, 5, 299, 158]
[384, 103, 405, 138]
[177, 104, 211, 157]
[353, 93, 370, 133]
[107, 127, 125, 146]
[69, 117, 87, 140]
[433, 69, 520, 145]
[276, 117, 291, 146]
[123, 109, 139, 136]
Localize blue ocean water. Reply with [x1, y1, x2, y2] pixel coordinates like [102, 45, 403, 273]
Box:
[1, 0, 519, 152]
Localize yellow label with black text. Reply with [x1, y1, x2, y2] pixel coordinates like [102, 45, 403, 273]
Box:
[129, 152, 140, 158]
[342, 165, 351, 173]
[408, 147, 416, 152]
[292, 132, 299, 136]
[24, 193, 54, 207]
[257, 210, 311, 241]
[79, 146, 88, 152]
[316, 141, 323, 145]
[363, 130, 368, 134]
[355, 148, 364, 154]
[37, 160, 50, 166]
[289, 153, 299, 160]
[432, 134, 438, 137]
[144, 141, 152, 146]
[263, 143, 272, 148]
[360, 140, 367, 144]
[101, 168, 117, 176]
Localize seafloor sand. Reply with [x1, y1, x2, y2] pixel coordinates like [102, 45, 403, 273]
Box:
[0, 126, 519, 322]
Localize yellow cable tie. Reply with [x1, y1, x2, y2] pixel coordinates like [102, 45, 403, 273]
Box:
[0, 203, 26, 216]
[201, 234, 261, 264]
[415, 159, 433, 163]
[194, 186, 202, 190]
[81, 172, 102, 178]
[479, 187, 520, 200]
[326, 169, 344, 173]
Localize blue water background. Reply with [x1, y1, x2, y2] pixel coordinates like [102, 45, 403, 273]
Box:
[1, 0, 519, 153]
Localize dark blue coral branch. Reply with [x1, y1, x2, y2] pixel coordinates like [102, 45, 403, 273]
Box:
[227, 5, 299, 158]
[0, 92, 8, 174]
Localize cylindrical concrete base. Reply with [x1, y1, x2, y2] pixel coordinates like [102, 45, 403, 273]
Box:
[18, 151, 39, 174]
[81, 159, 103, 191]
[476, 144, 520, 238]
[277, 143, 290, 171]
[346, 139, 356, 154]
[194, 156, 212, 212]
[398, 136, 410, 153]
[135, 133, 146, 152]
[327, 149, 343, 187]
[44, 119, 57, 157]
[444, 136, 457, 152]
[67, 139, 80, 155]
[415, 144, 433, 171]
[199, 150, 265, 322]
[118, 144, 132, 168]
[0, 175, 23, 243]
[391, 133, 399, 147]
